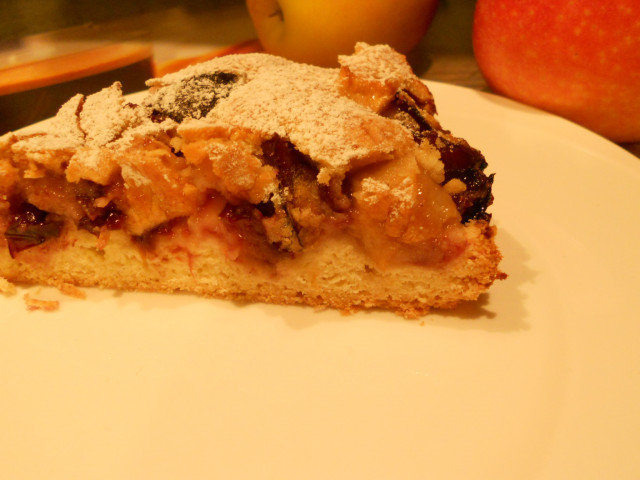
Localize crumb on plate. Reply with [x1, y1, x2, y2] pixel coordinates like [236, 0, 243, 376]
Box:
[56, 282, 87, 299]
[23, 293, 60, 312]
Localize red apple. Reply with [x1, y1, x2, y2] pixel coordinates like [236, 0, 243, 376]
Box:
[246, 0, 439, 67]
[473, 0, 640, 142]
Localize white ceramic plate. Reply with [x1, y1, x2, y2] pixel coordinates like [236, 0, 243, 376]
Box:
[1, 82, 639, 479]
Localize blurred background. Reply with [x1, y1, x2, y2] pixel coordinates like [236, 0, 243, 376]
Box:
[0, 0, 637, 157]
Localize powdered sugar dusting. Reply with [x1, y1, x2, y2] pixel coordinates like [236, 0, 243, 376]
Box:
[10, 83, 176, 173]
[360, 178, 390, 196]
[145, 72, 241, 122]
[79, 82, 129, 146]
[338, 43, 414, 84]
[155, 51, 413, 179]
[73, 147, 102, 171]
[361, 176, 413, 204]
[8, 44, 423, 186]
[121, 164, 151, 187]
[12, 94, 85, 153]
[394, 177, 414, 204]
[50, 94, 85, 146]
[146, 53, 288, 88]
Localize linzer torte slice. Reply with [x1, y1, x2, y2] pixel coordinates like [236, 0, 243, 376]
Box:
[0, 43, 504, 317]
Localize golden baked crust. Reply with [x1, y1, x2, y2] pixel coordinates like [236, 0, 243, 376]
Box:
[0, 43, 504, 317]
[0, 221, 502, 317]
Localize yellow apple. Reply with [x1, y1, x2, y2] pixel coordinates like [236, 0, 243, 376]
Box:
[246, 0, 438, 67]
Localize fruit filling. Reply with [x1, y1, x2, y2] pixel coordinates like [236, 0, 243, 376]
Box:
[381, 89, 494, 223]
[4, 201, 63, 258]
[0, 44, 495, 270]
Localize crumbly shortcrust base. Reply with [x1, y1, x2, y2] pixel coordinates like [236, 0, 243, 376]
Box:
[0, 221, 502, 318]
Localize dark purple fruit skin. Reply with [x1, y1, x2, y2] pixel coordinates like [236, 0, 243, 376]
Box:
[385, 92, 495, 223]
[151, 72, 239, 123]
[73, 180, 125, 234]
[427, 131, 495, 223]
[4, 179, 127, 257]
[4, 202, 63, 258]
[260, 135, 317, 190]
[78, 202, 124, 233]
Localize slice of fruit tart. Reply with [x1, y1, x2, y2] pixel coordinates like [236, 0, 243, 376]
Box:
[0, 43, 504, 317]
